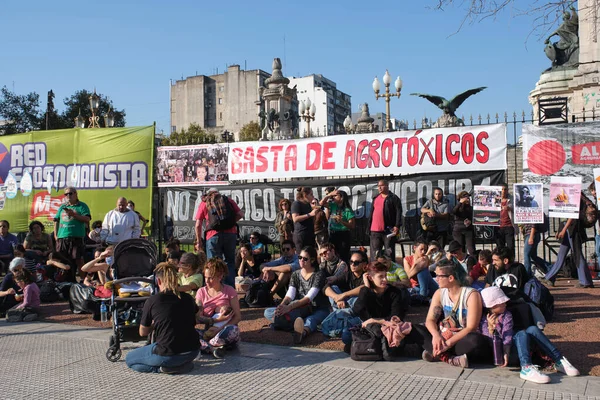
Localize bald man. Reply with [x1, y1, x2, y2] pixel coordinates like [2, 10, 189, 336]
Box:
[102, 197, 141, 245]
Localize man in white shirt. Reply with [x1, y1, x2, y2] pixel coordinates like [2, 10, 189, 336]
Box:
[102, 197, 141, 245]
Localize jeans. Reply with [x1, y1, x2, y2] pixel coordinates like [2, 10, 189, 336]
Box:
[495, 226, 515, 253]
[206, 232, 238, 287]
[452, 228, 475, 255]
[125, 343, 199, 373]
[370, 231, 397, 261]
[523, 233, 551, 276]
[416, 269, 438, 297]
[329, 285, 358, 309]
[513, 325, 562, 366]
[545, 230, 593, 286]
[264, 305, 330, 333]
[595, 234, 600, 268]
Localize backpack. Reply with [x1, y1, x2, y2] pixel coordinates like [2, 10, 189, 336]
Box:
[321, 308, 362, 338]
[524, 276, 554, 321]
[244, 280, 274, 308]
[350, 325, 383, 361]
[39, 281, 60, 303]
[580, 196, 597, 229]
[206, 193, 237, 231]
[420, 213, 437, 232]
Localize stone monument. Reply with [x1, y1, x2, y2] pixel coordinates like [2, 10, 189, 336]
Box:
[258, 58, 299, 140]
[355, 103, 376, 133]
[530, 1, 600, 120]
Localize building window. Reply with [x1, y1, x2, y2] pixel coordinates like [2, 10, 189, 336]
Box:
[171, 126, 176, 133]
[218, 98, 223, 104]
[219, 112, 223, 121]
[219, 86, 224, 92]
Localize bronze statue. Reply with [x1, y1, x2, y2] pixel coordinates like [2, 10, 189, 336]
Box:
[258, 109, 267, 130]
[266, 108, 279, 132]
[411, 87, 486, 127]
[544, 6, 579, 69]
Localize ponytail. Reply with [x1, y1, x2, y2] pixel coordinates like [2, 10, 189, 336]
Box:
[154, 262, 180, 297]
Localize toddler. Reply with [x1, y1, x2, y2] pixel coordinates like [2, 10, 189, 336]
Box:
[203, 306, 233, 340]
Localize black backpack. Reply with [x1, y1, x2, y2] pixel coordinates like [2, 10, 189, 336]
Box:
[244, 280, 274, 308]
[350, 325, 383, 361]
[206, 194, 237, 231]
[39, 281, 60, 303]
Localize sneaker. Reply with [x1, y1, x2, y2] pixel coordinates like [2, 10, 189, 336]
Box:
[343, 342, 351, 355]
[212, 348, 225, 359]
[422, 350, 435, 362]
[520, 365, 551, 384]
[292, 317, 306, 344]
[160, 362, 194, 374]
[22, 313, 38, 322]
[540, 279, 554, 287]
[574, 283, 594, 288]
[446, 354, 468, 368]
[6, 311, 23, 323]
[555, 357, 580, 376]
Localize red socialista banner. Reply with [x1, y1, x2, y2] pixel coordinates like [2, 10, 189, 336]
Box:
[228, 124, 506, 180]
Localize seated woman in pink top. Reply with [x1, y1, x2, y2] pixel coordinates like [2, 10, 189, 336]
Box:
[7, 269, 40, 322]
[195, 258, 241, 358]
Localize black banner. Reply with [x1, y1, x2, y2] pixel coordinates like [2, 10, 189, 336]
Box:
[161, 170, 505, 244]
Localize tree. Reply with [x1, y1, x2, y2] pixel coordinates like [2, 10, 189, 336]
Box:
[430, 0, 583, 38]
[0, 86, 43, 135]
[238, 121, 262, 141]
[60, 89, 126, 129]
[161, 123, 217, 145]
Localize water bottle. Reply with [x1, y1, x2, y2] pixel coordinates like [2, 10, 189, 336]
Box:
[492, 333, 503, 366]
[100, 301, 108, 323]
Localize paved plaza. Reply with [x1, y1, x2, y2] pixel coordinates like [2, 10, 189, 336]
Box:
[0, 321, 598, 400]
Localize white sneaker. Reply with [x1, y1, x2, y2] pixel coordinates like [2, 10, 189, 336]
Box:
[520, 365, 551, 384]
[555, 357, 580, 376]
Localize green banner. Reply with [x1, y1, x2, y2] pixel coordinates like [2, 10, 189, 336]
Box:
[0, 126, 154, 234]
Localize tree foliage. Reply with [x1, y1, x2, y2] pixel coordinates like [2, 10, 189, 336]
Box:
[430, 0, 582, 38]
[161, 123, 217, 145]
[0, 86, 42, 135]
[238, 121, 262, 142]
[60, 89, 126, 129]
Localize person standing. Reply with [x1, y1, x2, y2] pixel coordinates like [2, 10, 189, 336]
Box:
[368, 180, 402, 261]
[421, 187, 451, 248]
[495, 184, 515, 252]
[452, 191, 475, 256]
[54, 187, 91, 281]
[127, 200, 148, 235]
[322, 189, 355, 264]
[291, 187, 317, 253]
[274, 199, 294, 248]
[102, 197, 141, 245]
[194, 189, 243, 287]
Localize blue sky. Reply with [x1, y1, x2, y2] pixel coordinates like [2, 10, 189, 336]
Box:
[1, 0, 553, 135]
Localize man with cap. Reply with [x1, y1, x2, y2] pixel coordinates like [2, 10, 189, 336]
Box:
[446, 240, 476, 273]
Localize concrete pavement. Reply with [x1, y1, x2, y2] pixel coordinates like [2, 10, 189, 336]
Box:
[0, 321, 598, 399]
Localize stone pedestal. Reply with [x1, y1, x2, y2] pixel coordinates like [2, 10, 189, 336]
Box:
[258, 58, 298, 140]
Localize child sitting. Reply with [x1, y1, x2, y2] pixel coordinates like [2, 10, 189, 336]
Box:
[480, 286, 579, 384]
[7, 269, 40, 322]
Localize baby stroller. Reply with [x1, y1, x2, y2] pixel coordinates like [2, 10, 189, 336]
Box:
[106, 239, 157, 362]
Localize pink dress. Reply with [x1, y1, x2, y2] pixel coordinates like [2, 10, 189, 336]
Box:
[195, 285, 237, 317]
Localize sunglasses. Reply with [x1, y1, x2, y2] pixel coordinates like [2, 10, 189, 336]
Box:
[282, 247, 292, 252]
[299, 256, 310, 262]
[250, 237, 258, 240]
[350, 260, 363, 266]
[64, 192, 75, 196]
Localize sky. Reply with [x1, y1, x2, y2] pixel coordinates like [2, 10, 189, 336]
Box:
[1, 0, 555, 136]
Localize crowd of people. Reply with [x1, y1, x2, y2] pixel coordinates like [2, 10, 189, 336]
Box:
[0, 181, 592, 381]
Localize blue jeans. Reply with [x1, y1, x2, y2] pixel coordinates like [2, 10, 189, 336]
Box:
[513, 325, 561, 367]
[264, 306, 330, 333]
[595, 234, 600, 268]
[545, 230, 593, 286]
[206, 232, 238, 287]
[125, 343, 199, 373]
[523, 233, 551, 276]
[329, 285, 358, 310]
[416, 269, 438, 297]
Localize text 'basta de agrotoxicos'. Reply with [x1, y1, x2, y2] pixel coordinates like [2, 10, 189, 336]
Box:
[230, 130, 491, 173]
[7, 142, 148, 189]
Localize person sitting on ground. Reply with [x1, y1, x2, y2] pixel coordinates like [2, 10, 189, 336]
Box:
[345, 260, 410, 357]
[264, 246, 329, 344]
[0, 258, 25, 317]
[0, 220, 18, 275]
[319, 243, 348, 284]
[23, 221, 52, 262]
[403, 239, 438, 300]
[260, 240, 300, 298]
[445, 240, 477, 273]
[195, 258, 241, 358]
[469, 249, 491, 289]
[125, 262, 200, 374]
[13, 245, 39, 275]
[166, 251, 181, 266]
[479, 286, 580, 384]
[378, 251, 411, 290]
[237, 243, 260, 278]
[44, 252, 73, 283]
[426, 240, 444, 269]
[6, 269, 40, 322]
[177, 253, 203, 296]
[249, 231, 265, 255]
[163, 239, 184, 262]
[415, 259, 490, 368]
[81, 246, 114, 287]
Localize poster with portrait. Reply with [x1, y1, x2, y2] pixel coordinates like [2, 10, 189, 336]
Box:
[549, 176, 581, 219]
[513, 183, 543, 224]
[472, 185, 502, 226]
[156, 144, 229, 187]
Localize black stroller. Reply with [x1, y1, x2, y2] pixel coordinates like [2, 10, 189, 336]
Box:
[106, 239, 157, 362]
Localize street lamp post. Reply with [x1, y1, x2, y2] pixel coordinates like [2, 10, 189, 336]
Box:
[89, 90, 100, 128]
[221, 130, 234, 143]
[372, 70, 402, 132]
[343, 115, 354, 134]
[299, 98, 316, 138]
[74, 108, 85, 129]
[104, 107, 115, 128]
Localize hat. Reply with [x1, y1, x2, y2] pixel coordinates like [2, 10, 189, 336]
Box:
[481, 286, 510, 308]
[447, 240, 462, 254]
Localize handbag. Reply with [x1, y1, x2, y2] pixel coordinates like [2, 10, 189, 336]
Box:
[420, 213, 437, 232]
[439, 287, 466, 340]
[350, 325, 383, 361]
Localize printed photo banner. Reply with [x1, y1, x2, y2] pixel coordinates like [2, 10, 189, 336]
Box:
[156, 144, 229, 187]
[161, 170, 505, 244]
[472, 185, 502, 226]
[228, 124, 507, 180]
[513, 183, 544, 224]
[549, 176, 581, 219]
[0, 126, 154, 233]
[523, 121, 600, 210]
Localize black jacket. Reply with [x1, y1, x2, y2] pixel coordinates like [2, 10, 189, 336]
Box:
[367, 192, 403, 234]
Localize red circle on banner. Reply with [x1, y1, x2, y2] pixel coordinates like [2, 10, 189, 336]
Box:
[527, 140, 566, 175]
